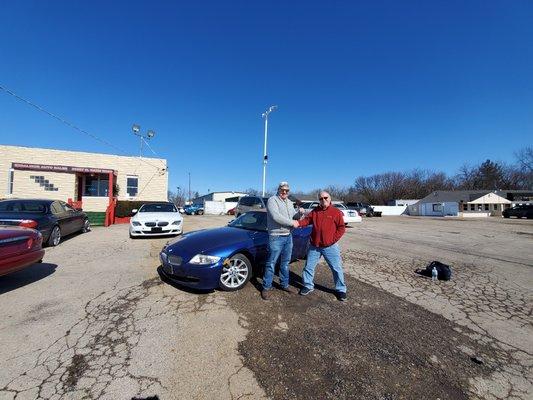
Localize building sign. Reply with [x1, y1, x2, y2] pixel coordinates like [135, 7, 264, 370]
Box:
[12, 162, 115, 174]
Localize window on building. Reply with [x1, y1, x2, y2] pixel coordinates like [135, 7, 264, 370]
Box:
[484, 204, 489, 211]
[463, 203, 468, 211]
[432, 204, 443, 212]
[126, 176, 138, 197]
[8, 169, 14, 194]
[83, 174, 109, 197]
[493, 204, 498, 210]
[470, 204, 475, 211]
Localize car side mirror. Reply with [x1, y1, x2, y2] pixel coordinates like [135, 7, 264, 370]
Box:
[131, 209, 138, 214]
[228, 219, 234, 225]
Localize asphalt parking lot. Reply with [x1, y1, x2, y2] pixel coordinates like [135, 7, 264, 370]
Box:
[0, 215, 532, 400]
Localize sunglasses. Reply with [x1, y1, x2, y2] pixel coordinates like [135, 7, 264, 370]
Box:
[319, 196, 329, 200]
[280, 189, 290, 193]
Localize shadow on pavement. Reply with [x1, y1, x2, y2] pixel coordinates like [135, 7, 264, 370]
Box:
[0, 263, 58, 295]
[250, 269, 337, 295]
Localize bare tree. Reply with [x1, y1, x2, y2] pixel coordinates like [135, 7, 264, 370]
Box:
[168, 187, 187, 206]
[244, 187, 261, 196]
[515, 146, 533, 173]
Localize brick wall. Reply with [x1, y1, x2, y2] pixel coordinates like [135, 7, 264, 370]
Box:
[0, 145, 168, 211]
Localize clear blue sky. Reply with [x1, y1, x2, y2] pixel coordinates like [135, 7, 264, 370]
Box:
[1, 1, 532, 195]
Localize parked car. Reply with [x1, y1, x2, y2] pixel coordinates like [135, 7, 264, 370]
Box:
[0, 199, 90, 246]
[159, 211, 311, 291]
[346, 202, 375, 217]
[0, 226, 45, 277]
[502, 204, 533, 219]
[300, 201, 362, 225]
[235, 196, 269, 217]
[130, 202, 183, 238]
[183, 204, 204, 215]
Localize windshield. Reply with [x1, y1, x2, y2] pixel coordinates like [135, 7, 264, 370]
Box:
[334, 203, 347, 209]
[139, 204, 177, 213]
[228, 212, 267, 231]
[0, 200, 47, 213]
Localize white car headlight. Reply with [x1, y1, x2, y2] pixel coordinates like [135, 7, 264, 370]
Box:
[171, 220, 182, 225]
[189, 254, 221, 265]
[132, 221, 141, 226]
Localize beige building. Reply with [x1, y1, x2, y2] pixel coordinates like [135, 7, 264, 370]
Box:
[0, 145, 168, 211]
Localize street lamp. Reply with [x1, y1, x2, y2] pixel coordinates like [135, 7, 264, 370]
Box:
[132, 124, 156, 158]
[261, 105, 277, 196]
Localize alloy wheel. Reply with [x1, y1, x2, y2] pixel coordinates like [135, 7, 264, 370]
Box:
[220, 256, 250, 290]
[50, 226, 61, 246]
[82, 219, 91, 233]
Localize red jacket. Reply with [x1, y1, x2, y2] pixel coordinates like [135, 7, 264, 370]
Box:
[298, 205, 345, 247]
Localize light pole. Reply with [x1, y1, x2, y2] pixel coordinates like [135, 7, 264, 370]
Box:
[132, 124, 156, 158]
[261, 105, 277, 196]
[188, 172, 191, 204]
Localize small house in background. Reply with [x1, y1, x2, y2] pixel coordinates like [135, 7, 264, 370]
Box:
[408, 190, 512, 217]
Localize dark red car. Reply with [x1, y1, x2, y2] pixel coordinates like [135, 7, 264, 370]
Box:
[0, 226, 45, 277]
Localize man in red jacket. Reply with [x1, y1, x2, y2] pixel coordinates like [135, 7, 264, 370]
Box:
[297, 191, 347, 301]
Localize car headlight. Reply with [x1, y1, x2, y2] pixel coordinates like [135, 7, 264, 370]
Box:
[132, 221, 141, 226]
[171, 220, 182, 225]
[189, 254, 221, 265]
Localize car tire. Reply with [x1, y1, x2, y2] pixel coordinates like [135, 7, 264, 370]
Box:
[48, 225, 61, 247]
[503, 215, 509, 218]
[219, 253, 252, 292]
[81, 219, 91, 233]
[197, 210, 204, 215]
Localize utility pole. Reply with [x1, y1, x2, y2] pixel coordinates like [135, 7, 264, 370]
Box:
[261, 105, 277, 196]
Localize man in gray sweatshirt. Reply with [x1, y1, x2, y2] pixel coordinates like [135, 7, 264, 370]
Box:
[261, 181, 302, 300]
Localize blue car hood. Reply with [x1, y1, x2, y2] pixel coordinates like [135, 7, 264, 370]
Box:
[165, 226, 258, 261]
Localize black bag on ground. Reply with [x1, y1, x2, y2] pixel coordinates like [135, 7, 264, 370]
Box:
[415, 261, 452, 281]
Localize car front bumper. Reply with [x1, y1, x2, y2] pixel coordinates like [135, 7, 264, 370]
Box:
[129, 225, 182, 236]
[159, 253, 223, 290]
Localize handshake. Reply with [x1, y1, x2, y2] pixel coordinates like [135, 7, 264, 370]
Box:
[292, 207, 306, 228]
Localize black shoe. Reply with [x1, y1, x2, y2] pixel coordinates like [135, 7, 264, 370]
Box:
[261, 289, 271, 300]
[336, 291, 347, 302]
[299, 287, 314, 296]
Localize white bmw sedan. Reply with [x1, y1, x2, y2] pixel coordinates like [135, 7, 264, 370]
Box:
[129, 202, 183, 238]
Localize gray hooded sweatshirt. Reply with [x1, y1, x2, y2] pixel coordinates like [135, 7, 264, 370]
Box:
[266, 195, 300, 236]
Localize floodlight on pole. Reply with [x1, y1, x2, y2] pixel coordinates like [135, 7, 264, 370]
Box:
[131, 124, 156, 158]
[261, 105, 277, 197]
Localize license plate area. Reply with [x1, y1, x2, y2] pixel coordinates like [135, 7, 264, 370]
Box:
[151, 227, 163, 233]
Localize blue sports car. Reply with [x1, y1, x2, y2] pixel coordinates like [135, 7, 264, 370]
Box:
[159, 211, 311, 291]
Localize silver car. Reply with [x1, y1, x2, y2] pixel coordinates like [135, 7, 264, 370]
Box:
[235, 196, 269, 217]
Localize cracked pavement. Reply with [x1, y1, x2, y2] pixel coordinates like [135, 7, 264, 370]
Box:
[0, 215, 531, 399]
[0, 218, 265, 400]
[341, 216, 533, 399]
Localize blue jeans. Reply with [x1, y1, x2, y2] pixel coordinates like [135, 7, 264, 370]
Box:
[262, 234, 293, 290]
[302, 243, 346, 293]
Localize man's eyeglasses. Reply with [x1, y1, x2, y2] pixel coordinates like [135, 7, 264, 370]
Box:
[280, 189, 290, 193]
[319, 196, 329, 200]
